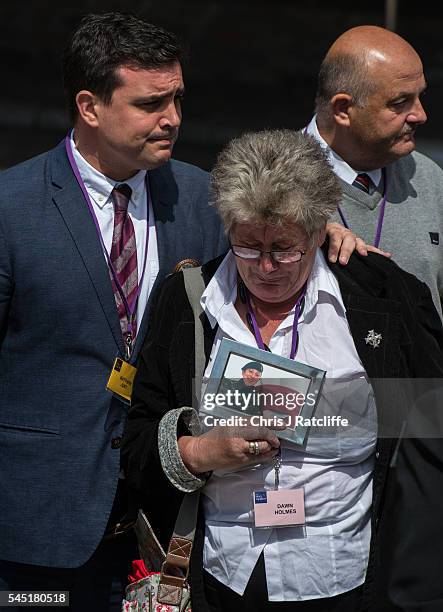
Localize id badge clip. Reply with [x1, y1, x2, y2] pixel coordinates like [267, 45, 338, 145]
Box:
[253, 449, 305, 528]
[106, 357, 137, 405]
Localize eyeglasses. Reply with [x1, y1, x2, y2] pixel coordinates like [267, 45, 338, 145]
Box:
[230, 244, 306, 263]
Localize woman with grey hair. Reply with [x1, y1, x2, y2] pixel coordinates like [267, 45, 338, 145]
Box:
[122, 130, 443, 611]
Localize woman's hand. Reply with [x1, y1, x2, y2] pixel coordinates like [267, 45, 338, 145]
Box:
[178, 421, 282, 475]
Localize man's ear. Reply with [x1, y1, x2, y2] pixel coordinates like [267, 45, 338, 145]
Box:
[75, 90, 100, 127]
[330, 93, 353, 127]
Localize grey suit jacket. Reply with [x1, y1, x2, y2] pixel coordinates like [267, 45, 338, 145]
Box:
[0, 141, 227, 567]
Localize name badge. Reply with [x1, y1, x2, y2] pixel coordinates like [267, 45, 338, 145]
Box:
[106, 357, 137, 404]
[253, 489, 305, 528]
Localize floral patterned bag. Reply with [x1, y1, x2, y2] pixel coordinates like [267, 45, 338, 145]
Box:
[122, 570, 191, 611]
[121, 491, 199, 612]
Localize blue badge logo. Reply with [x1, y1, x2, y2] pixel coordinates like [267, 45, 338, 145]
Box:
[254, 491, 267, 504]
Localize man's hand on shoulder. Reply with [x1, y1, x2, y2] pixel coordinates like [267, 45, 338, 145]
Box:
[326, 222, 392, 265]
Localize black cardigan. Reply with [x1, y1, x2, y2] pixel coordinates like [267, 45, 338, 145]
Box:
[122, 248, 443, 612]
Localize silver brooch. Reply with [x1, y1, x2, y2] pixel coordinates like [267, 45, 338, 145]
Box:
[365, 329, 382, 348]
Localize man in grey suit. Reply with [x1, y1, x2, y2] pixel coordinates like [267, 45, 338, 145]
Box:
[0, 12, 226, 610]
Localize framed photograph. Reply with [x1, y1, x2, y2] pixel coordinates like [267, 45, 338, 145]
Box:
[200, 338, 326, 446]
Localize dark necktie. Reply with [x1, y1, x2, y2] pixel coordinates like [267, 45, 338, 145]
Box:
[110, 184, 138, 339]
[353, 173, 372, 194]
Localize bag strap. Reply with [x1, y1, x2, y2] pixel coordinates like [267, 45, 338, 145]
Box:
[157, 267, 206, 606]
[182, 266, 207, 408]
[158, 489, 200, 595]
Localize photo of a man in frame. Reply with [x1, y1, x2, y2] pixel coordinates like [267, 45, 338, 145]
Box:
[218, 360, 264, 416]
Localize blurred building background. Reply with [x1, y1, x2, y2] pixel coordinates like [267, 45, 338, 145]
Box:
[1, 0, 442, 170]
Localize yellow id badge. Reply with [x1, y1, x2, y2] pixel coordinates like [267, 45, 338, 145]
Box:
[106, 357, 137, 404]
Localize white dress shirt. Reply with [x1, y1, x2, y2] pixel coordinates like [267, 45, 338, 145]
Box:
[70, 132, 159, 333]
[306, 116, 382, 188]
[199, 250, 377, 601]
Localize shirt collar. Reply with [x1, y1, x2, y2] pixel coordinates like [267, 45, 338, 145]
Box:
[201, 249, 346, 333]
[306, 116, 382, 188]
[201, 251, 238, 329]
[70, 130, 146, 209]
[303, 249, 346, 321]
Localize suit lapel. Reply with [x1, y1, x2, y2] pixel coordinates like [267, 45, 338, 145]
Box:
[132, 165, 181, 358]
[149, 163, 180, 274]
[50, 143, 125, 356]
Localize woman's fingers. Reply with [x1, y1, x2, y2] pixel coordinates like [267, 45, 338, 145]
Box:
[242, 424, 281, 448]
[183, 421, 284, 472]
[244, 439, 273, 456]
[208, 422, 281, 448]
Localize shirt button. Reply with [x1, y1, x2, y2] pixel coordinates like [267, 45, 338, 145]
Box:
[111, 436, 122, 449]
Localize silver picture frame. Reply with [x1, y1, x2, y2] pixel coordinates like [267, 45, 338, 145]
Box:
[201, 338, 326, 446]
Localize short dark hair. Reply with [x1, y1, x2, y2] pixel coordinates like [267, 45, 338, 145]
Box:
[62, 12, 184, 122]
[314, 53, 375, 118]
[242, 362, 263, 373]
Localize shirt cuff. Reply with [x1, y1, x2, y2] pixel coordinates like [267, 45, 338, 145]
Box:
[158, 407, 208, 493]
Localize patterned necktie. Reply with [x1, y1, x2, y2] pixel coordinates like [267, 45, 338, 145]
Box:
[110, 184, 138, 340]
[353, 173, 372, 194]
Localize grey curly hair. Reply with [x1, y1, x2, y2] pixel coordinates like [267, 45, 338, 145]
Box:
[211, 129, 341, 236]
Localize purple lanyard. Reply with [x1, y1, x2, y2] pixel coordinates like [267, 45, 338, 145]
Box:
[244, 285, 307, 360]
[65, 136, 150, 346]
[337, 167, 388, 248]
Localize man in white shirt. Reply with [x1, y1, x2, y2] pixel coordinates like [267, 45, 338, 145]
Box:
[0, 11, 226, 610]
[309, 25, 443, 319]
